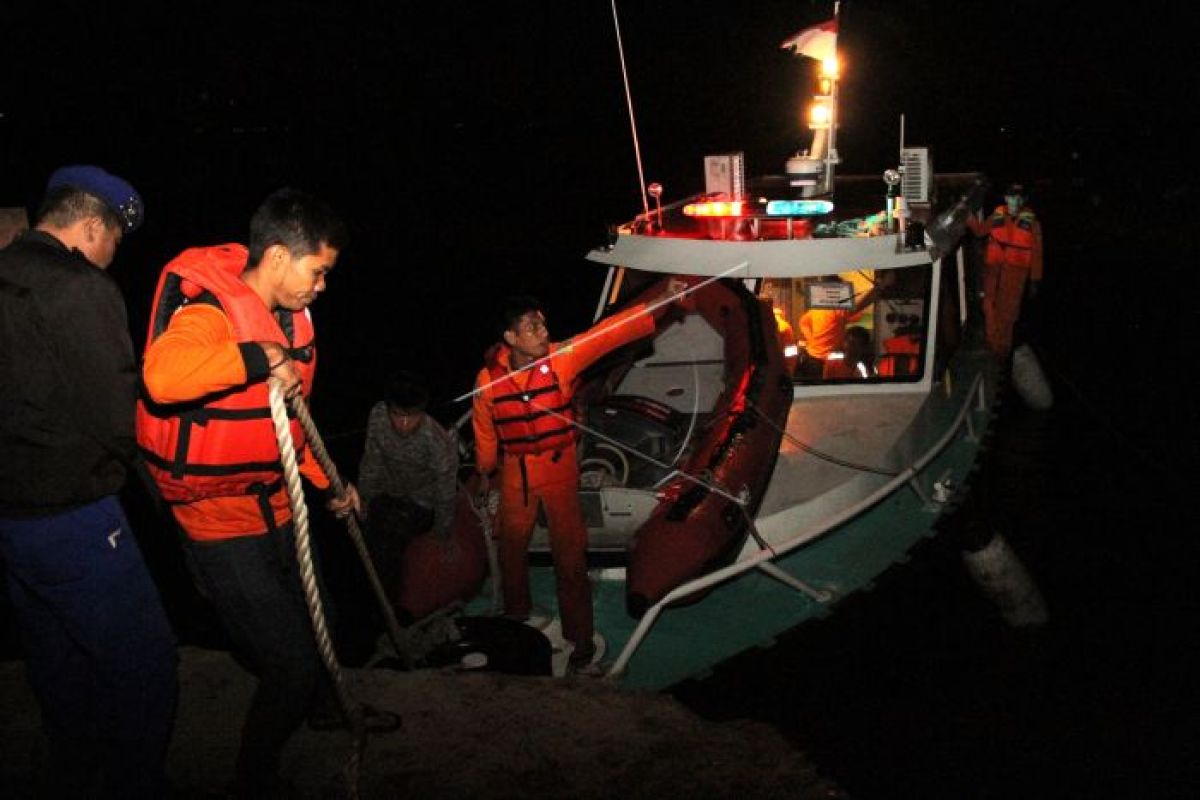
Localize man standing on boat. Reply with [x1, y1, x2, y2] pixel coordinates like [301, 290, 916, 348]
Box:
[967, 182, 1043, 359]
[472, 281, 690, 673]
[796, 274, 887, 380]
[138, 188, 398, 797]
[0, 165, 178, 798]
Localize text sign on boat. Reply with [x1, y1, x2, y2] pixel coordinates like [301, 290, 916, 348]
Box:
[806, 280, 855, 309]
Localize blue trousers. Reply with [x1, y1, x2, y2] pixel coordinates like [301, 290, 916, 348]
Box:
[0, 495, 179, 799]
[183, 523, 337, 787]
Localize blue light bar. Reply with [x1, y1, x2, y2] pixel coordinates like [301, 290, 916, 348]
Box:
[765, 199, 834, 216]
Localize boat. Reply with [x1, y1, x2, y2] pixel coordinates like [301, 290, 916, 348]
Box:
[387, 10, 1003, 689]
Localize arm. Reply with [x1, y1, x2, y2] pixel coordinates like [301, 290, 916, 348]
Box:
[142, 304, 302, 404]
[556, 277, 693, 381]
[57, 273, 138, 463]
[965, 213, 990, 238]
[355, 403, 390, 516]
[429, 422, 461, 538]
[471, 368, 499, 476]
[1029, 219, 1044, 284]
[143, 304, 257, 402]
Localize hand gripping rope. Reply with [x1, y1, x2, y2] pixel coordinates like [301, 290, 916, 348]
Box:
[267, 379, 405, 796]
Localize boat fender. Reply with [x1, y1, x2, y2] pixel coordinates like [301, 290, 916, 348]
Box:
[1010, 343, 1053, 411]
[961, 532, 1048, 628]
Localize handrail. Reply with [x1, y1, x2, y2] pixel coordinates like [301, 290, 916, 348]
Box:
[606, 371, 988, 679]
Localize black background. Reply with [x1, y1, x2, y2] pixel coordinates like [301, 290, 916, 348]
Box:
[3, 2, 1199, 797]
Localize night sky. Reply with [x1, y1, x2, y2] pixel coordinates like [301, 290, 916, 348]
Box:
[7, 2, 1195, 417]
[3, 2, 1198, 797]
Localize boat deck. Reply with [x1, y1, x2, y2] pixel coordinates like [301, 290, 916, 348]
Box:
[758, 392, 927, 517]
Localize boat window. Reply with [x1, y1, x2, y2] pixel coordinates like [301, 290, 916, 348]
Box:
[761, 263, 933, 385]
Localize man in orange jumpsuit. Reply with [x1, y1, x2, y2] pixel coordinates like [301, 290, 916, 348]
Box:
[472, 280, 689, 671]
[138, 189, 392, 796]
[967, 183, 1043, 359]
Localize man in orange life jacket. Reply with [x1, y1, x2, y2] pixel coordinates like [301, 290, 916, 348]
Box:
[138, 188, 389, 796]
[967, 182, 1044, 359]
[472, 280, 691, 671]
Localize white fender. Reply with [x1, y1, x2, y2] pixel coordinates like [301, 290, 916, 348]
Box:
[1011, 344, 1054, 411]
[962, 532, 1048, 628]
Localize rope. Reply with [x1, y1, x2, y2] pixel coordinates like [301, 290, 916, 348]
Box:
[453, 264, 747, 404]
[467, 489, 503, 614]
[749, 402, 902, 477]
[288, 391, 413, 667]
[267, 380, 364, 798]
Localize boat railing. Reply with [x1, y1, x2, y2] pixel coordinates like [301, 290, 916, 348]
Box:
[606, 370, 989, 680]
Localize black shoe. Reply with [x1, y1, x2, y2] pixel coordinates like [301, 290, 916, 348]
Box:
[568, 645, 594, 665]
[308, 703, 402, 734]
[229, 773, 300, 799]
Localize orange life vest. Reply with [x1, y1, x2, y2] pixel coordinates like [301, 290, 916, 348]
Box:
[136, 244, 317, 503]
[984, 206, 1038, 270]
[877, 333, 922, 377]
[486, 346, 576, 456]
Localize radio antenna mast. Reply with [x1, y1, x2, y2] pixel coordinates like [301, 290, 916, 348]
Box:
[611, 0, 650, 218]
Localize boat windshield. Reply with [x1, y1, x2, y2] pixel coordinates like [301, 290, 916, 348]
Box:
[761, 263, 933, 384]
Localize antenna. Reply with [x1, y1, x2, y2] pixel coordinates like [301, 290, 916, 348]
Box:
[611, 0, 650, 218]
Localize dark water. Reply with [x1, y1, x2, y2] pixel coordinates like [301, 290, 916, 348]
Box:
[668, 198, 1200, 798]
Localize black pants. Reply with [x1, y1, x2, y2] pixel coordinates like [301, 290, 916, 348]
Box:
[184, 524, 337, 785]
[795, 351, 826, 381]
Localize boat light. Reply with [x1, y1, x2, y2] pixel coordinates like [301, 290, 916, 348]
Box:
[807, 101, 831, 129]
[766, 199, 834, 216]
[683, 200, 747, 217]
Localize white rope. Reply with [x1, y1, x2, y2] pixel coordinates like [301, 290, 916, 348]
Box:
[267, 380, 364, 797]
[453, 264, 748, 404]
[288, 391, 412, 666]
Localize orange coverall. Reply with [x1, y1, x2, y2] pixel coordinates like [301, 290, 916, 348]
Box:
[799, 308, 855, 361]
[471, 304, 655, 648]
[141, 303, 329, 539]
[969, 208, 1044, 359]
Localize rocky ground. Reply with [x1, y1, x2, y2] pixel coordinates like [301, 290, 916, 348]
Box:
[0, 645, 845, 799]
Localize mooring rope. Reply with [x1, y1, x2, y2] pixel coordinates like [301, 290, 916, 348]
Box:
[465, 489, 503, 614]
[267, 380, 365, 797]
[452, 264, 747, 404]
[749, 402, 902, 477]
[288, 390, 413, 667]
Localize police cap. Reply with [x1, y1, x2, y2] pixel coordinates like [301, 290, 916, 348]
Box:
[46, 165, 144, 233]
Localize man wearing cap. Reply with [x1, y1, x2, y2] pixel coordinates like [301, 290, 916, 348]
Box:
[0, 166, 178, 798]
[967, 182, 1044, 359]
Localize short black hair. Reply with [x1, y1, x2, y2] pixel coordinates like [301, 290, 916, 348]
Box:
[247, 187, 347, 266]
[497, 295, 544, 338]
[384, 370, 430, 411]
[36, 186, 122, 233]
[844, 325, 871, 346]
